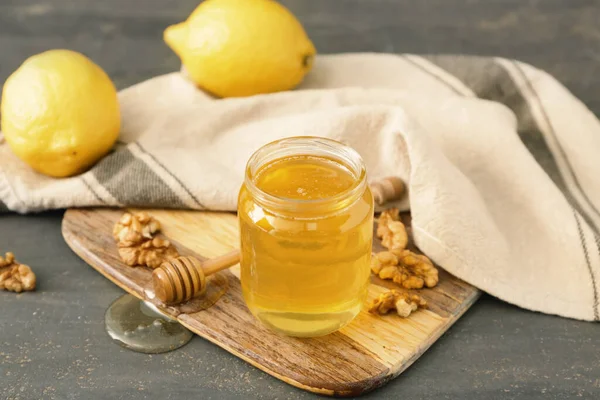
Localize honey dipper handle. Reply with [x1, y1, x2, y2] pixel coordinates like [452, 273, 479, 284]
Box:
[202, 249, 241, 276]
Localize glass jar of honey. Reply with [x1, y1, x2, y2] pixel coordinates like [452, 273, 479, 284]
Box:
[238, 137, 374, 337]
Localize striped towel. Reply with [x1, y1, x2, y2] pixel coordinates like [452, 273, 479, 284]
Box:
[1, 53, 599, 321]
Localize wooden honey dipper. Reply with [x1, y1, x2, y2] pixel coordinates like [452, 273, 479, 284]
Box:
[152, 250, 241, 304]
[370, 176, 405, 205]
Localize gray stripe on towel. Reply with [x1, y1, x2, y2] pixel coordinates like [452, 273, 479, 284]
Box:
[573, 209, 600, 321]
[133, 142, 204, 209]
[91, 147, 186, 209]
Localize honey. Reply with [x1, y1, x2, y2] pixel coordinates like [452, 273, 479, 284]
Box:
[238, 137, 373, 337]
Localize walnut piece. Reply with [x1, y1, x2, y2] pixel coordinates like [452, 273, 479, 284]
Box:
[118, 237, 179, 269]
[114, 212, 179, 269]
[376, 208, 408, 251]
[371, 249, 439, 289]
[113, 212, 161, 246]
[369, 290, 427, 318]
[0, 252, 36, 293]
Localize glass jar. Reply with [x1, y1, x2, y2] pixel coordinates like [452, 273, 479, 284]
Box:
[238, 137, 374, 337]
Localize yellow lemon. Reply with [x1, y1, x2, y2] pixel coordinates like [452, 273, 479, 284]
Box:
[1, 50, 120, 178]
[164, 0, 316, 97]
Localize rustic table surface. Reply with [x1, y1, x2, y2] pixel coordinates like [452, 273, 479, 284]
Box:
[1, 1, 599, 399]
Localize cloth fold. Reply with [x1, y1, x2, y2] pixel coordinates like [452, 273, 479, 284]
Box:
[1, 53, 599, 321]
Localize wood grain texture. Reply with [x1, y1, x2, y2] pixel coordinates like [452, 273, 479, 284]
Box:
[61, 208, 480, 397]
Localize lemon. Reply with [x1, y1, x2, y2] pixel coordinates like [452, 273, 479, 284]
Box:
[1, 50, 120, 178]
[164, 0, 316, 98]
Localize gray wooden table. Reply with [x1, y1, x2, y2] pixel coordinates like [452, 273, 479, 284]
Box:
[1, 1, 599, 399]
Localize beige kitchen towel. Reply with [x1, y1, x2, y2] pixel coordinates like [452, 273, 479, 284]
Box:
[1, 53, 600, 321]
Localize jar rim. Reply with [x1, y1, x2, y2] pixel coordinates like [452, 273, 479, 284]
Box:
[244, 137, 368, 215]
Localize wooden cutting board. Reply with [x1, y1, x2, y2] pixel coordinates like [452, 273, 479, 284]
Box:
[62, 208, 480, 397]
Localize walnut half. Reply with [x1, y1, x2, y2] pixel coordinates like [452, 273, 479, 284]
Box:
[113, 212, 179, 269]
[376, 208, 408, 251]
[0, 252, 36, 293]
[113, 212, 161, 247]
[371, 249, 439, 289]
[118, 237, 179, 269]
[369, 290, 427, 318]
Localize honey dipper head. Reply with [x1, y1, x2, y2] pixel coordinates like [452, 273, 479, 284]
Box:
[152, 256, 206, 304]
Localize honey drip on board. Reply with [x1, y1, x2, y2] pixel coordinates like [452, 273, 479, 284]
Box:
[239, 155, 373, 337]
[105, 294, 192, 354]
[105, 272, 229, 353]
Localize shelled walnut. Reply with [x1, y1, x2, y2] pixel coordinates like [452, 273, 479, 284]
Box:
[113, 212, 161, 246]
[118, 237, 179, 269]
[113, 212, 179, 269]
[376, 208, 408, 251]
[369, 290, 427, 318]
[0, 252, 36, 293]
[371, 249, 439, 289]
